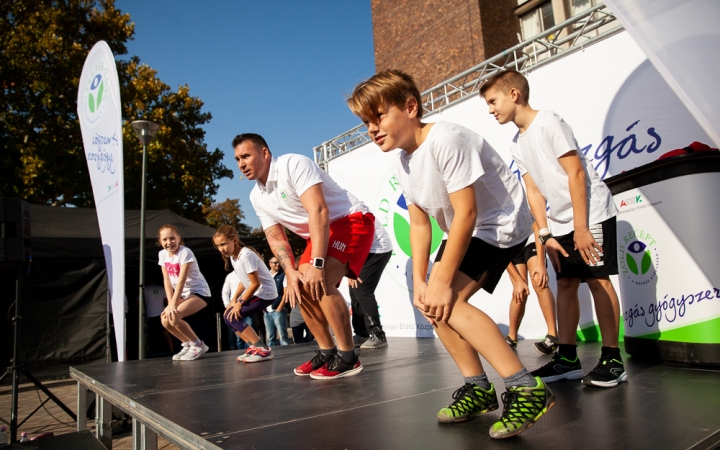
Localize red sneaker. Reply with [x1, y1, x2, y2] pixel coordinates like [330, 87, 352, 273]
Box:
[294, 350, 334, 376]
[309, 353, 363, 379]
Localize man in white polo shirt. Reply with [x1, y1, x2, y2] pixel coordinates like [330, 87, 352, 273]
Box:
[233, 133, 375, 379]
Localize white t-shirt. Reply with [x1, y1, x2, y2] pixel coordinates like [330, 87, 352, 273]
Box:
[370, 220, 393, 254]
[510, 110, 617, 236]
[393, 121, 533, 248]
[158, 246, 210, 298]
[250, 154, 368, 239]
[144, 285, 165, 318]
[230, 247, 278, 301]
[221, 272, 241, 308]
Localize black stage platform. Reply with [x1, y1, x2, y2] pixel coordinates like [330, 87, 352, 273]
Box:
[70, 338, 720, 450]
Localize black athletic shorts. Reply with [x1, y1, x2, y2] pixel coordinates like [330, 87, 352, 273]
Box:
[553, 216, 618, 280]
[511, 241, 538, 266]
[435, 237, 527, 294]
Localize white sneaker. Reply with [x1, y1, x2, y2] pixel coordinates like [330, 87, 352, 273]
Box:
[236, 346, 256, 362]
[180, 342, 209, 361]
[244, 347, 273, 363]
[172, 343, 191, 360]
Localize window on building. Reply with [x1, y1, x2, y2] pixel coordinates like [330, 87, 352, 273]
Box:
[570, 0, 596, 17]
[519, 1, 555, 41]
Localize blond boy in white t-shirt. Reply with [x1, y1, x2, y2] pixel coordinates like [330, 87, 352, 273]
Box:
[348, 69, 555, 440]
[481, 70, 626, 389]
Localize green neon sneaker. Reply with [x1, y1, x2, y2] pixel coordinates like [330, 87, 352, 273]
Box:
[489, 377, 556, 439]
[437, 383, 499, 423]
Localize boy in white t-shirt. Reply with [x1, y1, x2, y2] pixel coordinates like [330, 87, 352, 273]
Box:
[481, 70, 626, 388]
[348, 69, 555, 440]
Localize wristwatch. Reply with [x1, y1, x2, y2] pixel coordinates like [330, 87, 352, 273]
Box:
[310, 257, 325, 269]
[538, 232, 554, 245]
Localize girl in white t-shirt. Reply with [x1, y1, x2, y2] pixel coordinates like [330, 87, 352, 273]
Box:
[213, 225, 278, 363]
[157, 224, 211, 361]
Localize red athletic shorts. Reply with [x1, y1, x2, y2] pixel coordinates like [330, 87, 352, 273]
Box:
[299, 212, 375, 279]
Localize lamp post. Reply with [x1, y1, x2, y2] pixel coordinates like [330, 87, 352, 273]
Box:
[131, 120, 160, 360]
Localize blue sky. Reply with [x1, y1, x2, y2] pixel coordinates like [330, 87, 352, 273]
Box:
[114, 1, 375, 228]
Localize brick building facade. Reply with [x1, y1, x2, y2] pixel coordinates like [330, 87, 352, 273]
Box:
[371, 0, 521, 92]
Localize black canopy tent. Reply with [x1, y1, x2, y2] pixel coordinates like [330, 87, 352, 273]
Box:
[0, 205, 265, 380]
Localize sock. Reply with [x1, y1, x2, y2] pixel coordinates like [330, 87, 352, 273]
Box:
[464, 373, 491, 390]
[601, 346, 621, 359]
[503, 368, 537, 388]
[252, 339, 266, 349]
[337, 349, 357, 364]
[558, 344, 578, 360]
[320, 347, 337, 358]
[191, 338, 202, 347]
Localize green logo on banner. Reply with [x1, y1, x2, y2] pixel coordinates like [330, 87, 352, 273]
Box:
[392, 193, 443, 257]
[619, 228, 660, 288]
[81, 59, 111, 128]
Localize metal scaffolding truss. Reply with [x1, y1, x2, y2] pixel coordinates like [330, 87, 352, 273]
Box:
[314, 2, 622, 169]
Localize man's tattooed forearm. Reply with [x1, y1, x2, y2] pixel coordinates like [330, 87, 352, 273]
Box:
[276, 246, 294, 270]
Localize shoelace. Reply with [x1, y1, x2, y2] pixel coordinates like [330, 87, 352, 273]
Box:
[447, 384, 484, 414]
[498, 389, 540, 426]
[310, 350, 329, 369]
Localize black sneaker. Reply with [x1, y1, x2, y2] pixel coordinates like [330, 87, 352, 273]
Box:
[505, 335, 518, 350]
[533, 334, 558, 355]
[582, 353, 627, 388]
[294, 349, 334, 376]
[360, 333, 388, 349]
[353, 335, 369, 348]
[437, 383, 499, 423]
[309, 352, 363, 379]
[531, 353, 583, 383]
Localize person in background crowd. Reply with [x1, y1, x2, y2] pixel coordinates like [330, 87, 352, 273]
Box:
[264, 257, 290, 346]
[350, 220, 392, 349]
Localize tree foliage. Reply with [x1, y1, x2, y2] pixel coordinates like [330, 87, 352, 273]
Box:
[203, 198, 252, 235]
[0, 0, 235, 223]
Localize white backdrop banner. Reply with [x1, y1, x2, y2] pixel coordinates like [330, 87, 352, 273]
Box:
[329, 31, 712, 340]
[604, 0, 720, 148]
[77, 41, 126, 360]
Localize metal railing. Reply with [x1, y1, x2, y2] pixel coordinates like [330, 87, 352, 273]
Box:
[314, 3, 622, 169]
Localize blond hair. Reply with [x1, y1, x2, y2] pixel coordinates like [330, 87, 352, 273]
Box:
[347, 69, 423, 120]
[479, 70, 530, 102]
[212, 225, 244, 271]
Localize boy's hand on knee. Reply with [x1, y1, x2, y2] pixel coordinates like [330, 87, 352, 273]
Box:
[413, 282, 435, 324]
[424, 280, 455, 323]
[573, 228, 603, 266]
[530, 265, 548, 289]
[545, 238, 568, 273]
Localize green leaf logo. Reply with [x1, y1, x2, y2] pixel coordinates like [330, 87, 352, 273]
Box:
[640, 250, 652, 275]
[626, 252, 639, 275]
[393, 211, 444, 258]
[96, 81, 104, 109]
[88, 93, 95, 113]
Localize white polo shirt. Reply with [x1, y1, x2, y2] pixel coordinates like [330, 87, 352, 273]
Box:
[249, 154, 368, 239]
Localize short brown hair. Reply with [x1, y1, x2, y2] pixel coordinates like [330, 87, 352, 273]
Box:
[480, 70, 530, 102]
[348, 69, 424, 120]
